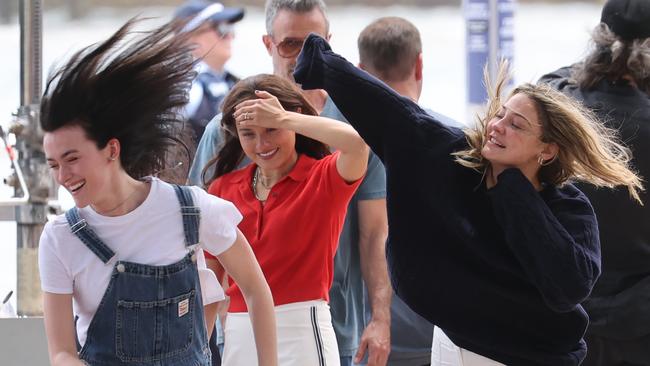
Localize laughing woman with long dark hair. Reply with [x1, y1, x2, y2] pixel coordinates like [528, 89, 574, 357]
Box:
[38, 20, 277, 366]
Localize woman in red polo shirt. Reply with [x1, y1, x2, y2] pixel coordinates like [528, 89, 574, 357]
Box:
[203, 74, 368, 366]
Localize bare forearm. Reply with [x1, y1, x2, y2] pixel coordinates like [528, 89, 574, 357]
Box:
[358, 199, 391, 323]
[51, 352, 85, 366]
[360, 235, 392, 322]
[245, 288, 278, 366]
[219, 231, 278, 366]
[356, 203, 392, 366]
[282, 112, 367, 156]
[204, 301, 219, 338]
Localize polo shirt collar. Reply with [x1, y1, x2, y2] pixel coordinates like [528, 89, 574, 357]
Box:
[230, 153, 315, 184]
[285, 154, 315, 182]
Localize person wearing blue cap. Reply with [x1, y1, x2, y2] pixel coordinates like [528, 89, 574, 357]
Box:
[540, 0, 650, 364]
[174, 1, 245, 147]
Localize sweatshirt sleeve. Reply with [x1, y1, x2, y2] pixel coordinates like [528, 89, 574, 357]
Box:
[487, 168, 601, 312]
[294, 33, 461, 161]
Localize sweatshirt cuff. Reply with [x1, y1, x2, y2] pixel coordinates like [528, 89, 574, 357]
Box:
[487, 168, 539, 200]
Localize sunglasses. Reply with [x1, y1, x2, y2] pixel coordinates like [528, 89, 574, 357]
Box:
[271, 37, 305, 58]
[213, 22, 235, 38]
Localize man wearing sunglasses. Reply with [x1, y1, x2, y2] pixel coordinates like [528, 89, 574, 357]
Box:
[175, 0, 244, 146]
[189, 1, 392, 366]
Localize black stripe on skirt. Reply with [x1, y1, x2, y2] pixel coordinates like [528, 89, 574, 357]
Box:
[310, 306, 326, 366]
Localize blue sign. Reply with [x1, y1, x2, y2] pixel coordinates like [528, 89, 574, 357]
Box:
[465, 0, 514, 105]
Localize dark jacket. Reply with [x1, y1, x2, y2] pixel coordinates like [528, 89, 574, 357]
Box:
[541, 66, 650, 340]
[188, 69, 239, 143]
[294, 34, 602, 366]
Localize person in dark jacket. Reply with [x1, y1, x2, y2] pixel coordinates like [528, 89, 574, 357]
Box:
[539, 0, 650, 364]
[175, 0, 244, 144]
[292, 33, 644, 366]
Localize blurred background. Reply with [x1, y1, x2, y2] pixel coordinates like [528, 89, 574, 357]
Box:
[0, 0, 603, 312]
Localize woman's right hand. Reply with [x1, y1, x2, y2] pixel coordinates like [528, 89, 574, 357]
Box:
[234, 90, 289, 130]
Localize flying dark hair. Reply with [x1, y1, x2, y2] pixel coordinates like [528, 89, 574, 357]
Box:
[40, 18, 196, 179]
[203, 73, 330, 186]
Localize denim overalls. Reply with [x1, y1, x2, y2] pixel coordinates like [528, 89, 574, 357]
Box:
[65, 185, 211, 365]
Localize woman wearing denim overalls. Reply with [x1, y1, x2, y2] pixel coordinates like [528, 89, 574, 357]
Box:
[37, 19, 278, 366]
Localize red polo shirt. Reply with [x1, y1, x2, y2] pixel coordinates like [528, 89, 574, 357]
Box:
[207, 152, 362, 312]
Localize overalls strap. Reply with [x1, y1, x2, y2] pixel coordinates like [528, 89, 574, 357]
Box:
[65, 208, 116, 264]
[172, 185, 201, 247]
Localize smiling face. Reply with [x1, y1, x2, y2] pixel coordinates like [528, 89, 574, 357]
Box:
[236, 123, 298, 174]
[481, 93, 558, 181]
[44, 124, 115, 208]
[262, 8, 329, 82]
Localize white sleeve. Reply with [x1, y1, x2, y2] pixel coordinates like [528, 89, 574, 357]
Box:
[38, 221, 74, 294]
[196, 248, 226, 305]
[192, 187, 243, 257]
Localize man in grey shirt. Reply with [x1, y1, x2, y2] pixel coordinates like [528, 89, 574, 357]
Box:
[357, 16, 463, 366]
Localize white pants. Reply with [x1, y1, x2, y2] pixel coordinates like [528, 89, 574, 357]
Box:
[431, 327, 505, 366]
[223, 300, 340, 366]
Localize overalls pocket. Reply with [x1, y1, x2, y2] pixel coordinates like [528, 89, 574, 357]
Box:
[116, 289, 196, 362]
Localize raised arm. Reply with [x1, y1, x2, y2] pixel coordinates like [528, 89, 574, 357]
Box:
[293, 33, 456, 159]
[215, 229, 278, 366]
[488, 168, 601, 312]
[235, 90, 368, 183]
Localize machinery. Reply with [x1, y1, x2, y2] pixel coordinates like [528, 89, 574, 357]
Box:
[0, 0, 58, 317]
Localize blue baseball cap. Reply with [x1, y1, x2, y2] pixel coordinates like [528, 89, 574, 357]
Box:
[175, 1, 245, 33]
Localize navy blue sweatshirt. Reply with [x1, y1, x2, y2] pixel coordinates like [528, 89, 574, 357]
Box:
[295, 34, 601, 365]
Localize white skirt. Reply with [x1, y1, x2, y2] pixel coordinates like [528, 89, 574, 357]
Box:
[431, 327, 505, 366]
[222, 300, 340, 366]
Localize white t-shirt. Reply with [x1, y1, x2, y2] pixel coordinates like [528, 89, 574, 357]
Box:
[39, 178, 242, 346]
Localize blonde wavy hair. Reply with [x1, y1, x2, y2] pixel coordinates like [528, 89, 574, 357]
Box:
[453, 63, 644, 204]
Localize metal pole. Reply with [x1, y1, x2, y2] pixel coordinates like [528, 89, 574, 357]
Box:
[15, 0, 48, 317]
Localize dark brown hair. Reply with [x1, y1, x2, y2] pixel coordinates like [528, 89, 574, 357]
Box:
[40, 18, 195, 179]
[203, 74, 331, 186]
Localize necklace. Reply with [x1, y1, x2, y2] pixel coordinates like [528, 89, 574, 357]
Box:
[252, 167, 267, 201]
[257, 168, 273, 189]
[92, 184, 143, 216]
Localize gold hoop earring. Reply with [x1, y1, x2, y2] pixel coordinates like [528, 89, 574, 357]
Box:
[538, 154, 557, 166]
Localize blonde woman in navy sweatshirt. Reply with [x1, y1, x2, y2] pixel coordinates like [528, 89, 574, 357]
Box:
[293, 34, 643, 366]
